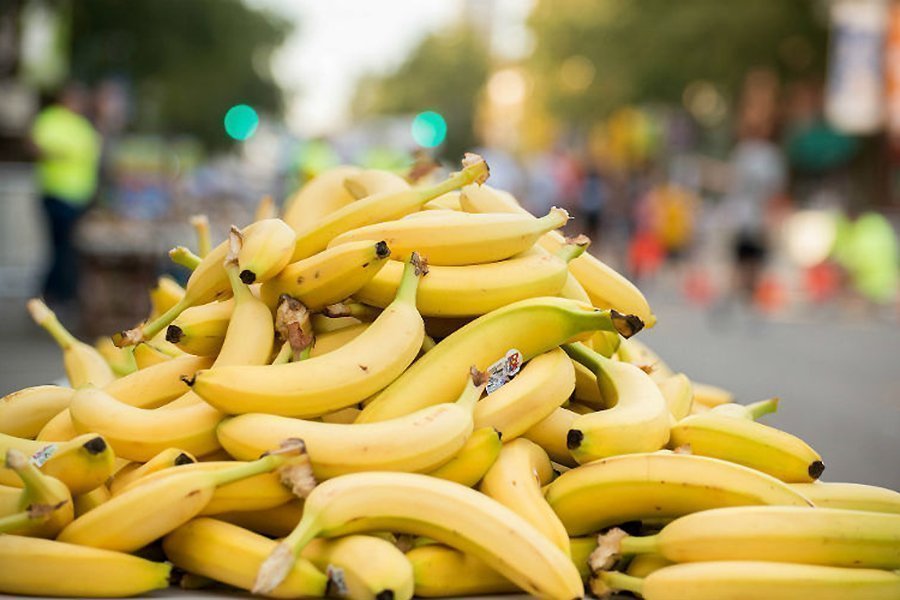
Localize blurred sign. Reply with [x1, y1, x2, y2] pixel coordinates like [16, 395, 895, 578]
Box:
[826, 0, 888, 135]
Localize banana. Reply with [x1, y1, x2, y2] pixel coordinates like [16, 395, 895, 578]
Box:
[0, 448, 73, 537]
[109, 447, 196, 495]
[563, 342, 670, 462]
[73, 484, 111, 517]
[290, 154, 489, 261]
[190, 214, 212, 257]
[163, 517, 327, 598]
[169, 245, 202, 270]
[94, 336, 137, 376]
[545, 451, 813, 536]
[473, 347, 575, 440]
[217, 370, 484, 479]
[669, 399, 824, 483]
[132, 341, 177, 369]
[405, 544, 518, 597]
[283, 165, 361, 233]
[0, 385, 74, 438]
[344, 168, 410, 198]
[320, 406, 362, 424]
[615, 336, 673, 379]
[35, 409, 78, 441]
[460, 183, 655, 327]
[0, 432, 114, 494]
[592, 506, 900, 571]
[788, 481, 900, 513]
[625, 554, 673, 578]
[104, 353, 215, 407]
[309, 323, 368, 357]
[570, 536, 600, 580]
[27, 298, 115, 387]
[238, 218, 296, 284]
[592, 561, 900, 600]
[423, 190, 463, 211]
[259, 240, 392, 310]
[0, 535, 172, 597]
[656, 373, 693, 420]
[572, 360, 607, 409]
[217, 500, 304, 537]
[426, 426, 502, 487]
[57, 443, 307, 552]
[192, 255, 425, 417]
[358, 297, 641, 423]
[691, 380, 734, 408]
[252, 472, 583, 600]
[149, 275, 185, 319]
[479, 438, 570, 555]
[355, 247, 571, 317]
[329, 207, 569, 265]
[255, 194, 277, 221]
[166, 298, 234, 356]
[521, 406, 579, 467]
[303, 535, 415, 600]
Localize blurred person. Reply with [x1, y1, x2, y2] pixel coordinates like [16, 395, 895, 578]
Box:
[29, 81, 101, 307]
[647, 182, 697, 265]
[578, 163, 607, 239]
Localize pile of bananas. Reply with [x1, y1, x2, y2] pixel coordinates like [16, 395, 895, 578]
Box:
[1, 153, 898, 600]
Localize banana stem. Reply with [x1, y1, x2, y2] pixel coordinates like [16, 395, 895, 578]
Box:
[6, 449, 56, 502]
[190, 215, 212, 258]
[746, 397, 779, 420]
[272, 341, 293, 365]
[26, 298, 76, 350]
[562, 342, 607, 376]
[596, 571, 644, 596]
[169, 246, 202, 270]
[225, 264, 254, 305]
[454, 369, 487, 412]
[297, 346, 312, 361]
[393, 254, 425, 306]
[539, 206, 570, 231]
[619, 534, 659, 556]
[556, 235, 591, 263]
[0, 509, 46, 534]
[116, 295, 192, 347]
[412, 153, 489, 202]
[208, 452, 290, 488]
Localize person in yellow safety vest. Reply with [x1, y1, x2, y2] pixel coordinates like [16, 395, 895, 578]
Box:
[29, 82, 101, 306]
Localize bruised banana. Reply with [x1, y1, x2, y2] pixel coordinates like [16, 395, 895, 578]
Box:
[545, 451, 813, 535]
[282, 165, 360, 233]
[0, 432, 114, 494]
[259, 240, 391, 311]
[193, 255, 425, 417]
[479, 438, 570, 555]
[252, 471, 583, 600]
[358, 297, 642, 423]
[0, 385, 74, 438]
[217, 370, 484, 479]
[425, 426, 502, 487]
[329, 207, 568, 265]
[290, 153, 489, 261]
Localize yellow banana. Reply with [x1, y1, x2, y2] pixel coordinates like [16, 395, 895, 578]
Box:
[344, 168, 410, 198]
[163, 517, 327, 598]
[405, 544, 518, 597]
[166, 298, 234, 356]
[521, 406, 579, 467]
[253, 471, 583, 600]
[148, 275, 185, 319]
[303, 535, 415, 600]
[132, 341, 177, 369]
[329, 207, 569, 265]
[691, 380, 734, 408]
[57, 444, 306, 552]
[474, 347, 575, 440]
[625, 554, 673, 578]
[593, 561, 900, 600]
[615, 336, 673, 379]
[479, 438, 570, 555]
[425, 426, 502, 487]
[73, 484, 111, 517]
[104, 353, 214, 407]
[422, 190, 463, 211]
[237, 218, 296, 284]
[358, 297, 641, 423]
[254, 194, 277, 221]
[460, 183, 655, 327]
[788, 481, 900, 514]
[27, 298, 114, 387]
[545, 451, 813, 535]
[0, 432, 114, 494]
[217, 370, 484, 479]
[259, 240, 392, 310]
[0, 385, 74, 438]
[0, 535, 171, 597]
[593, 506, 900, 571]
[563, 342, 670, 462]
[283, 165, 361, 233]
[656, 372, 693, 420]
[309, 323, 368, 357]
[570, 536, 600, 580]
[109, 447, 196, 495]
[217, 499, 304, 537]
[193, 255, 425, 417]
[0, 448, 73, 537]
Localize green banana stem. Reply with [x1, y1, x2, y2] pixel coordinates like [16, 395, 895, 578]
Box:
[297, 346, 312, 361]
[0, 508, 48, 534]
[208, 450, 290, 488]
[410, 153, 490, 202]
[454, 369, 487, 412]
[26, 298, 76, 350]
[591, 331, 621, 359]
[272, 341, 293, 365]
[556, 235, 590, 263]
[115, 295, 191, 347]
[746, 397, 779, 420]
[562, 342, 608, 376]
[6, 449, 58, 506]
[538, 206, 571, 231]
[618, 534, 659, 555]
[190, 214, 212, 258]
[572, 306, 643, 340]
[596, 571, 644, 596]
[393, 253, 426, 306]
[169, 246, 202, 270]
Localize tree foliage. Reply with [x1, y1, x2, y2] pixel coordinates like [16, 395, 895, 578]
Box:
[70, 0, 290, 148]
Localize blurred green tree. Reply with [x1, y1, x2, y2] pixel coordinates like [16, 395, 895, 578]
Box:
[69, 0, 290, 148]
[528, 0, 828, 124]
[353, 25, 490, 159]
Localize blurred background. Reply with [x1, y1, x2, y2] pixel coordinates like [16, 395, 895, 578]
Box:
[0, 0, 897, 486]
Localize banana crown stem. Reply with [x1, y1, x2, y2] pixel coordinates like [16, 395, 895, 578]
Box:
[169, 246, 202, 270]
[272, 341, 293, 365]
[746, 397, 779, 420]
[118, 295, 191, 347]
[9, 453, 57, 501]
[414, 153, 489, 202]
[26, 298, 75, 350]
[190, 214, 212, 257]
[392, 253, 426, 306]
[540, 206, 571, 229]
[556, 235, 591, 263]
[596, 571, 644, 597]
[618, 533, 659, 555]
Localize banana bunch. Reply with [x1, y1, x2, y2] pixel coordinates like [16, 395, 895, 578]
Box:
[3, 155, 899, 600]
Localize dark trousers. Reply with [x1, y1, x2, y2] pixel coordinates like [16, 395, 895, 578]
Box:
[41, 195, 86, 303]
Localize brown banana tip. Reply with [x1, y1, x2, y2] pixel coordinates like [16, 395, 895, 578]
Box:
[411, 252, 429, 276]
[610, 310, 644, 338]
[26, 502, 59, 519]
[565, 234, 591, 248]
[589, 528, 628, 573]
[589, 577, 613, 599]
[174, 453, 195, 466]
[165, 325, 183, 344]
[180, 374, 197, 388]
[462, 152, 490, 184]
[808, 460, 825, 480]
[375, 240, 391, 259]
[493, 428, 503, 440]
[375, 591, 395, 600]
[322, 303, 350, 318]
[82, 437, 108, 455]
[277, 438, 307, 455]
[239, 269, 256, 284]
[566, 429, 584, 450]
[469, 366, 487, 387]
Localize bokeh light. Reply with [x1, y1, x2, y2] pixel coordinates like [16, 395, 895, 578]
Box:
[488, 68, 528, 106]
[783, 210, 837, 267]
[559, 55, 595, 94]
[411, 111, 447, 148]
[224, 104, 259, 141]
